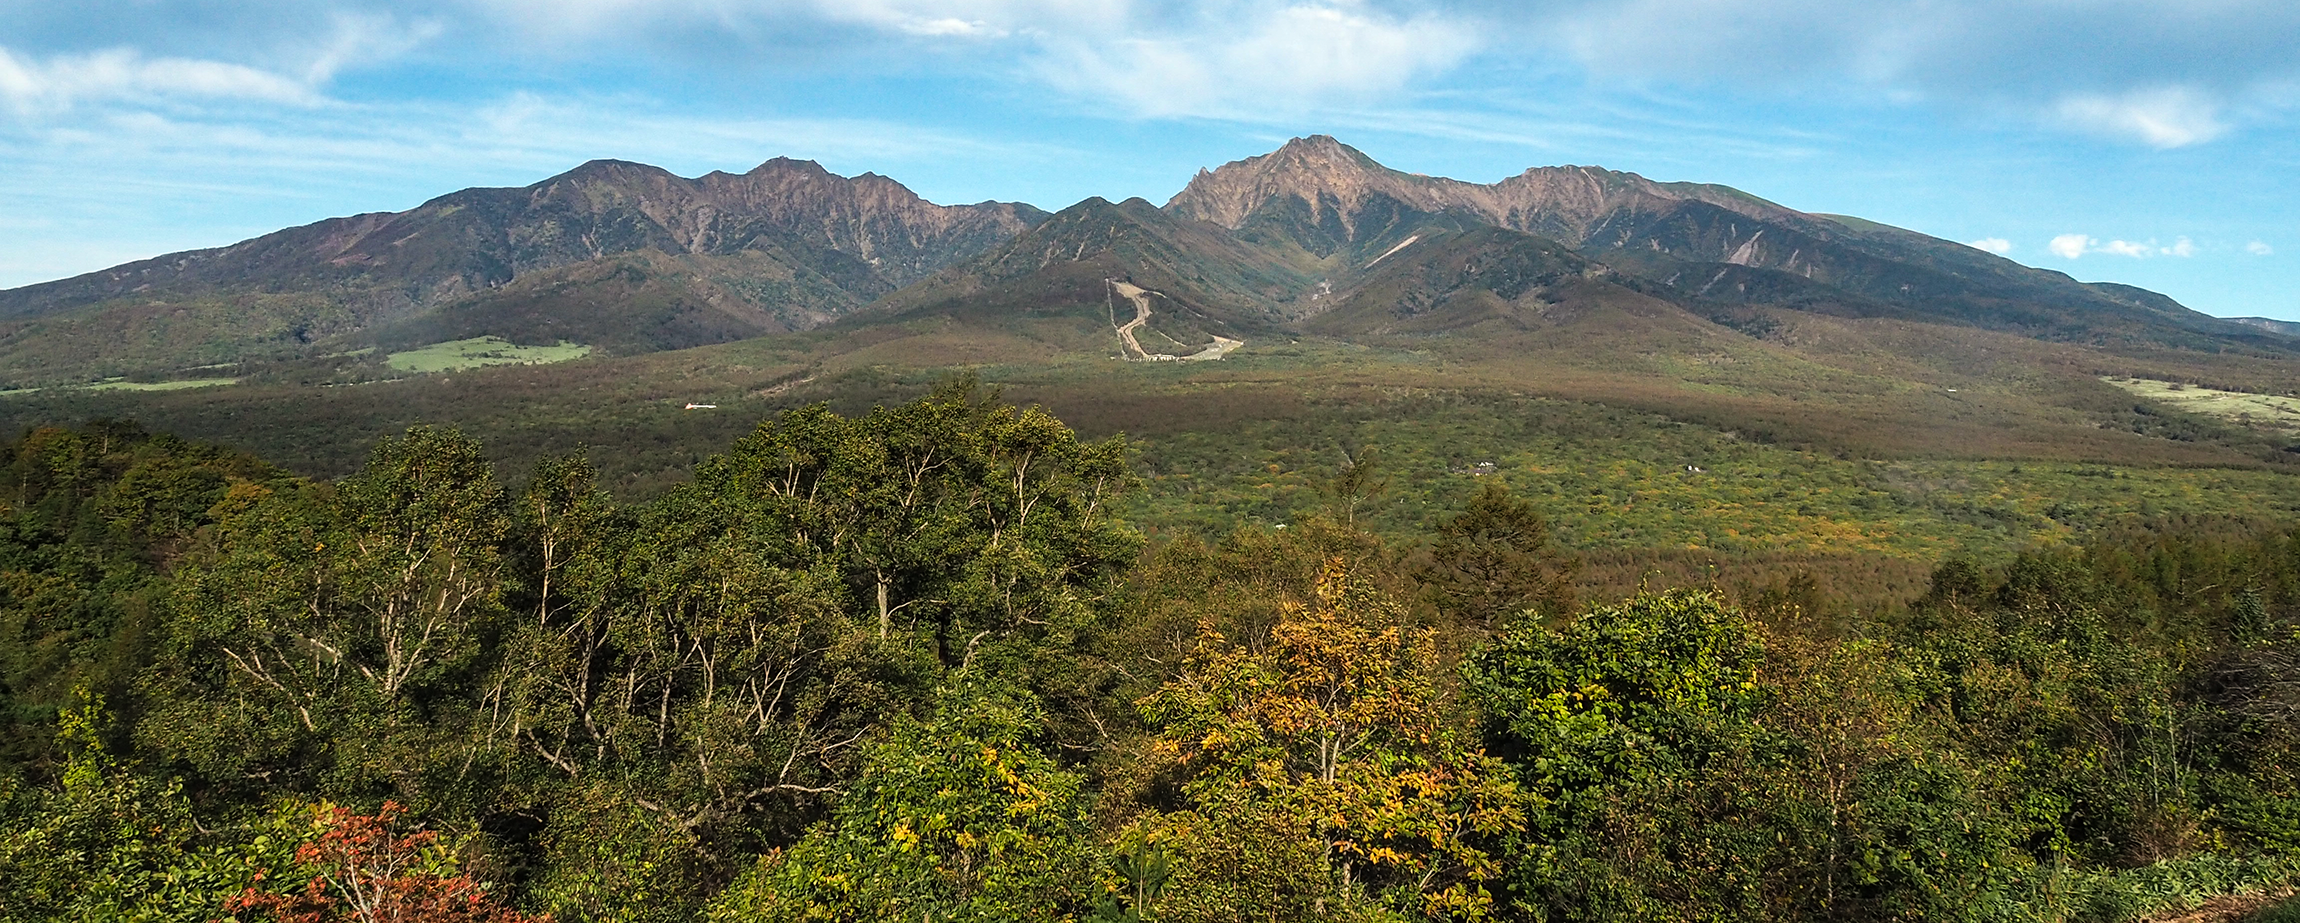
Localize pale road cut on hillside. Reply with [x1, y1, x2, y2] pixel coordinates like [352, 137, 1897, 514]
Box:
[1107, 279, 1242, 361]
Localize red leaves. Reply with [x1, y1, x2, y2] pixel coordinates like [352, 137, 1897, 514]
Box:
[224, 802, 547, 923]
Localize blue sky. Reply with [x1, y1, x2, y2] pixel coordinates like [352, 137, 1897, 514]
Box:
[2, 0, 2294, 318]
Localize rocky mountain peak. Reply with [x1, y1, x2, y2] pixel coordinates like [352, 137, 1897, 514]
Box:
[1269, 134, 1376, 168]
[552, 159, 675, 183]
[747, 156, 832, 177]
[1165, 135, 1407, 230]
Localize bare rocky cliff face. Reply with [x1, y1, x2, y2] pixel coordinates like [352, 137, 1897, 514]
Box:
[0, 158, 1045, 321]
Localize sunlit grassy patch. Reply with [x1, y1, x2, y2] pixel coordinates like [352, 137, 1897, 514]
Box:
[86, 378, 239, 391]
[386, 337, 591, 373]
[2107, 376, 2300, 432]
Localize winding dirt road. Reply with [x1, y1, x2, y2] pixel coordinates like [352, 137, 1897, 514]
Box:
[1107, 280, 1242, 362]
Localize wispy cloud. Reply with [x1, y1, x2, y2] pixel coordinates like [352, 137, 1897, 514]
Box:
[451, 0, 1480, 119]
[0, 10, 440, 121]
[462, 0, 1107, 41]
[2250, 241, 2275, 256]
[1967, 237, 2012, 255]
[300, 11, 442, 84]
[21, 0, 2293, 143]
[2053, 87, 2226, 148]
[0, 46, 321, 115]
[1037, 4, 1480, 117]
[1533, 0, 2297, 146]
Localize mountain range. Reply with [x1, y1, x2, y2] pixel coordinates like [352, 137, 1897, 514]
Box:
[0, 157, 1044, 380]
[5, 135, 2293, 389]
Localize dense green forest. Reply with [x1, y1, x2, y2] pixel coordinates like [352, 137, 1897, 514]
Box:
[4, 381, 2300, 922]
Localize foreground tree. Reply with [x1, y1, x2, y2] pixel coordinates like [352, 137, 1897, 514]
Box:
[706, 687, 1100, 922]
[223, 802, 544, 923]
[1135, 558, 1522, 922]
[146, 426, 510, 799]
[1467, 589, 1779, 923]
[492, 379, 1138, 858]
[1420, 481, 1577, 631]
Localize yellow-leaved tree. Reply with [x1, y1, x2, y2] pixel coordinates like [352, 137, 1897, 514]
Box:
[1131, 558, 1522, 922]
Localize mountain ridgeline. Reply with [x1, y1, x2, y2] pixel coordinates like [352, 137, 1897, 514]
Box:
[0, 135, 2287, 386]
[0, 158, 1046, 379]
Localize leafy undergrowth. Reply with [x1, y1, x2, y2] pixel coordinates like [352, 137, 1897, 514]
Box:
[2055, 855, 2300, 922]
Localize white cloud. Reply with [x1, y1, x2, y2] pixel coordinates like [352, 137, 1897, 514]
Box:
[899, 18, 1002, 37]
[0, 46, 321, 115]
[1967, 237, 2012, 254]
[0, 10, 439, 121]
[2250, 241, 2275, 256]
[2053, 87, 2228, 148]
[467, 0, 1114, 44]
[1536, 1, 2300, 148]
[455, 0, 1478, 118]
[1036, 4, 1482, 117]
[300, 12, 443, 84]
[2048, 234, 2199, 259]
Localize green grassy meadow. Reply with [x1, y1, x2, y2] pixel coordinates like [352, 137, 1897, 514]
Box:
[384, 336, 593, 373]
[85, 377, 240, 391]
[2108, 376, 2300, 432]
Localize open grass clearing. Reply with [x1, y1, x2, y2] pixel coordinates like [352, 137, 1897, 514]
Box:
[2108, 377, 2300, 432]
[86, 378, 240, 392]
[386, 336, 591, 373]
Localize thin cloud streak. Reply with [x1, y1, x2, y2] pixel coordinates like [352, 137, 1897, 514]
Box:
[0, 46, 321, 114]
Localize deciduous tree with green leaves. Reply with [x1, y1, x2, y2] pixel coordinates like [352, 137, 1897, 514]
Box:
[145, 426, 510, 799]
[1466, 589, 1777, 922]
